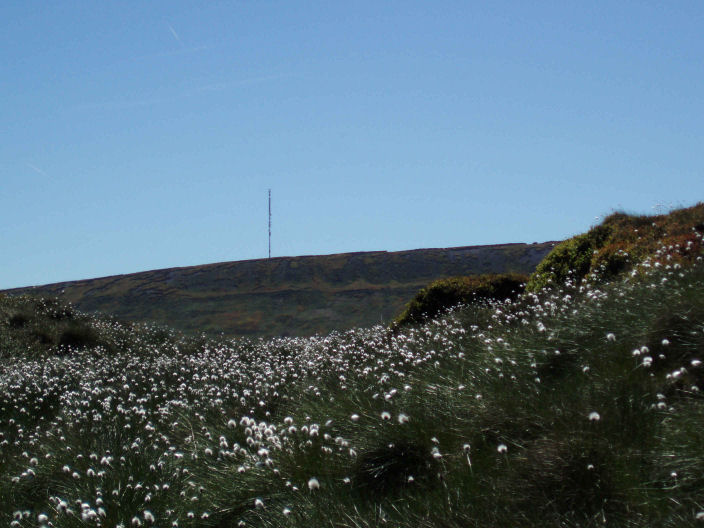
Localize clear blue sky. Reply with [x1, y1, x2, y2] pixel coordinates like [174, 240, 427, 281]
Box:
[2, 1, 703, 289]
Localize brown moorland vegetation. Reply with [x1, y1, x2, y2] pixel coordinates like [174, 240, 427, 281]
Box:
[527, 202, 704, 292]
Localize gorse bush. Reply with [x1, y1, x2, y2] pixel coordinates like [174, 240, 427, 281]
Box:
[394, 273, 527, 327]
[0, 204, 703, 527]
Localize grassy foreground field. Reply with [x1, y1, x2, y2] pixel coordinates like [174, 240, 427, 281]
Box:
[1, 215, 704, 526]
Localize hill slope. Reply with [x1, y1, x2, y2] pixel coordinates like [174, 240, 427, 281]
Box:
[3, 242, 554, 337]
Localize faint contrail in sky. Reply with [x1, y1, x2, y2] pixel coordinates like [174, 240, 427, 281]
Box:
[26, 162, 46, 176]
[167, 23, 184, 46]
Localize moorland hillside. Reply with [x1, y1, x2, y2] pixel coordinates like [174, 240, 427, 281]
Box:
[3, 243, 553, 337]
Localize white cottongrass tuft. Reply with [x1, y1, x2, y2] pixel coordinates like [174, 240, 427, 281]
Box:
[308, 477, 320, 490]
[497, 443, 508, 454]
[588, 411, 601, 422]
[606, 333, 616, 342]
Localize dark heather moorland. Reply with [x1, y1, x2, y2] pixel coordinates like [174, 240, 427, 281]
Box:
[3, 242, 554, 337]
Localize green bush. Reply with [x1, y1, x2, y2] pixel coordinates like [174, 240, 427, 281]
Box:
[527, 203, 704, 292]
[526, 224, 614, 292]
[394, 273, 527, 327]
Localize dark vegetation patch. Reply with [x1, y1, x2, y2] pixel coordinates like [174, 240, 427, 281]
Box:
[394, 273, 527, 327]
[352, 438, 439, 497]
[0, 296, 126, 358]
[8, 311, 31, 328]
[58, 322, 101, 349]
[516, 437, 619, 521]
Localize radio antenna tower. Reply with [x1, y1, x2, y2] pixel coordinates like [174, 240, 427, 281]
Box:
[268, 189, 271, 259]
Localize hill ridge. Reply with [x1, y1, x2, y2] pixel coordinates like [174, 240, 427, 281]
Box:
[3, 242, 556, 337]
[4, 242, 546, 291]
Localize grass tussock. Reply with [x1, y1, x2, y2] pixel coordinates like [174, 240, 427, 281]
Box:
[0, 204, 703, 527]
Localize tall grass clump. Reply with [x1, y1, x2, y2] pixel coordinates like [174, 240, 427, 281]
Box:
[0, 205, 703, 527]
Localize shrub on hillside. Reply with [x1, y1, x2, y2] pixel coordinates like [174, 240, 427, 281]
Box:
[58, 322, 101, 349]
[8, 312, 32, 328]
[0, 295, 119, 359]
[394, 273, 527, 327]
[526, 226, 611, 292]
[527, 202, 704, 292]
